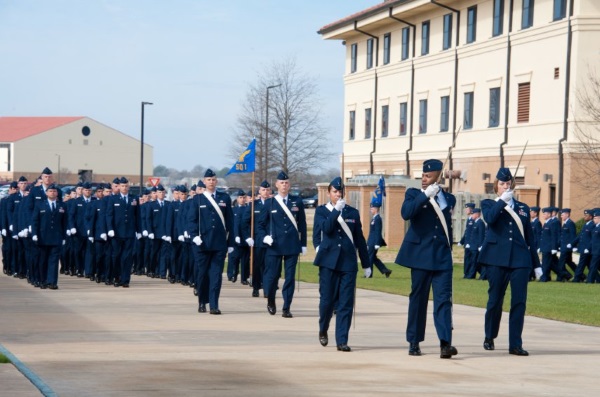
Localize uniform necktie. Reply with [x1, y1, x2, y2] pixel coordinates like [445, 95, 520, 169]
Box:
[212, 193, 216, 200]
[284, 198, 288, 206]
[160, 201, 163, 208]
[51, 202, 55, 211]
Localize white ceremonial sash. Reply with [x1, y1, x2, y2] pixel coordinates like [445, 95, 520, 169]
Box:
[275, 195, 298, 231]
[495, 197, 525, 239]
[428, 195, 450, 246]
[203, 191, 226, 229]
[326, 202, 354, 244]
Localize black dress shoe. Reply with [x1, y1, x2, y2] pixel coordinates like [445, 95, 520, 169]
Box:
[509, 346, 529, 356]
[48, 284, 58, 290]
[282, 309, 293, 318]
[385, 270, 392, 278]
[252, 290, 259, 297]
[483, 338, 495, 351]
[408, 343, 421, 356]
[209, 309, 222, 315]
[89, 276, 95, 282]
[232, 275, 237, 283]
[198, 304, 206, 313]
[114, 282, 121, 287]
[40, 284, 48, 289]
[319, 331, 328, 347]
[122, 283, 129, 288]
[337, 344, 351, 352]
[267, 298, 276, 315]
[440, 344, 458, 359]
[241, 280, 248, 285]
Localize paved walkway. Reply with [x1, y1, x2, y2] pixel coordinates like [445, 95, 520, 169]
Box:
[1, 272, 599, 397]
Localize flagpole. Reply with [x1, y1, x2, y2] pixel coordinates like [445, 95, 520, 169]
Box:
[249, 172, 255, 285]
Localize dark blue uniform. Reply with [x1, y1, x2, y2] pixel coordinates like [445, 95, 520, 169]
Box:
[86, 193, 109, 282]
[460, 216, 474, 277]
[31, 199, 67, 288]
[466, 217, 486, 279]
[105, 193, 140, 287]
[313, 202, 369, 348]
[558, 216, 577, 276]
[366, 213, 390, 276]
[572, 219, 594, 282]
[588, 223, 600, 283]
[147, 199, 171, 278]
[539, 214, 562, 281]
[395, 187, 456, 348]
[241, 198, 268, 296]
[478, 198, 540, 351]
[530, 217, 542, 253]
[68, 195, 94, 277]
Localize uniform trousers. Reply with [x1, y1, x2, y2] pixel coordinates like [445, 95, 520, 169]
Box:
[264, 254, 297, 311]
[573, 252, 590, 281]
[319, 265, 356, 346]
[367, 246, 389, 276]
[587, 254, 600, 284]
[463, 249, 474, 277]
[194, 248, 226, 310]
[406, 268, 453, 345]
[111, 237, 134, 284]
[558, 251, 576, 275]
[38, 244, 61, 286]
[251, 247, 266, 291]
[484, 266, 529, 349]
[227, 246, 240, 280]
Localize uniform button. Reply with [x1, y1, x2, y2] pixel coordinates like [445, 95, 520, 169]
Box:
[338, 244, 341, 247]
[509, 222, 513, 225]
[509, 238, 512, 241]
[509, 230, 513, 233]
[434, 236, 437, 239]
[435, 226, 438, 229]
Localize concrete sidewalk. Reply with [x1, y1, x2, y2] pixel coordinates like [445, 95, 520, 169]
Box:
[0, 272, 599, 397]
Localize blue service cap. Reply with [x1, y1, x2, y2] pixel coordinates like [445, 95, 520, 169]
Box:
[594, 209, 600, 217]
[542, 207, 552, 213]
[119, 177, 129, 184]
[237, 189, 246, 196]
[18, 176, 28, 182]
[329, 176, 343, 191]
[47, 183, 58, 191]
[76, 182, 83, 188]
[561, 208, 571, 214]
[530, 206, 540, 212]
[179, 186, 188, 193]
[82, 182, 92, 189]
[42, 167, 53, 175]
[150, 186, 157, 192]
[9, 181, 18, 189]
[496, 167, 512, 182]
[260, 180, 271, 188]
[552, 206, 560, 213]
[204, 168, 216, 177]
[197, 180, 206, 188]
[112, 177, 121, 184]
[277, 170, 289, 180]
[584, 208, 594, 215]
[190, 184, 197, 191]
[172, 185, 180, 192]
[423, 159, 443, 172]
[472, 208, 481, 214]
[156, 184, 165, 192]
[465, 203, 475, 209]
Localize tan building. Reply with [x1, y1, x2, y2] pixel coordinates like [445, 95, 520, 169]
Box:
[0, 117, 153, 185]
[318, 0, 600, 216]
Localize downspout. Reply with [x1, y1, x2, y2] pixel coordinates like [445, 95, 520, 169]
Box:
[431, 1, 460, 192]
[354, 21, 379, 174]
[388, 8, 416, 177]
[558, 0, 575, 208]
[500, 0, 515, 168]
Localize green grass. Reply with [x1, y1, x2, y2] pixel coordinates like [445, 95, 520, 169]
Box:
[0, 353, 10, 364]
[296, 262, 600, 327]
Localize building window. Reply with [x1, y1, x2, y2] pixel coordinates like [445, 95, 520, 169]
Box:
[365, 108, 372, 139]
[489, 88, 501, 127]
[381, 105, 389, 137]
[366, 39, 374, 69]
[399, 102, 408, 135]
[351, 43, 357, 73]
[553, 0, 567, 21]
[517, 83, 531, 123]
[401, 27, 410, 60]
[443, 14, 453, 50]
[522, 0, 534, 29]
[421, 21, 430, 56]
[383, 33, 391, 65]
[493, 0, 504, 37]
[419, 99, 428, 134]
[464, 92, 474, 130]
[440, 96, 450, 132]
[467, 6, 477, 44]
[349, 110, 356, 140]
[554, 67, 560, 79]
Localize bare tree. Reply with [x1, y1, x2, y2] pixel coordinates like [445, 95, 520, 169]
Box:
[230, 57, 332, 183]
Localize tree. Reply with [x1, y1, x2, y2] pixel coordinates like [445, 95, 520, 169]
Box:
[230, 57, 332, 183]
[153, 165, 169, 176]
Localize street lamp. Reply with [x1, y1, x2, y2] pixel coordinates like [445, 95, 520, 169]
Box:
[55, 154, 61, 184]
[264, 84, 281, 181]
[141, 101, 153, 192]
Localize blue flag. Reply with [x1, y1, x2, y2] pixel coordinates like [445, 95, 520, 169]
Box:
[372, 175, 385, 204]
[226, 139, 256, 175]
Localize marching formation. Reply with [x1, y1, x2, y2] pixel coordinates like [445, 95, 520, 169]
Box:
[2, 160, 599, 358]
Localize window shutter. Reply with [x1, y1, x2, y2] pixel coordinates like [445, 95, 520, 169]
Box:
[517, 83, 530, 123]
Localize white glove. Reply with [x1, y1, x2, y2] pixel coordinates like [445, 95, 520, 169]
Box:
[334, 199, 346, 211]
[534, 267, 543, 280]
[23, 229, 29, 238]
[28, 225, 31, 233]
[302, 246, 307, 255]
[148, 233, 155, 240]
[18, 230, 24, 238]
[193, 236, 202, 246]
[567, 244, 572, 249]
[184, 230, 189, 238]
[70, 228, 77, 235]
[161, 235, 167, 241]
[478, 246, 482, 251]
[551, 249, 558, 255]
[235, 236, 241, 244]
[584, 249, 589, 254]
[100, 233, 107, 241]
[457, 242, 462, 247]
[227, 247, 234, 254]
[66, 229, 71, 236]
[165, 236, 172, 243]
[1, 229, 6, 237]
[537, 248, 540, 254]
[374, 245, 380, 250]
[142, 230, 148, 237]
[32, 235, 38, 242]
[178, 235, 185, 242]
[573, 248, 578, 252]
[245, 238, 254, 247]
[500, 190, 513, 203]
[108, 230, 115, 237]
[87, 229, 91, 236]
[424, 183, 440, 198]
[9, 225, 13, 232]
[136, 233, 142, 240]
[12, 234, 18, 240]
[364, 267, 372, 278]
[465, 244, 470, 249]
[88, 237, 94, 243]
[263, 235, 273, 246]
[62, 240, 66, 245]
[315, 246, 319, 254]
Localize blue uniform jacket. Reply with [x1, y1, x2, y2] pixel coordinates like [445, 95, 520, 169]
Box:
[366, 214, 387, 248]
[560, 218, 577, 252]
[395, 188, 456, 271]
[468, 218, 486, 251]
[591, 225, 600, 256]
[478, 199, 540, 269]
[531, 218, 542, 252]
[241, 199, 268, 248]
[460, 217, 474, 245]
[233, 204, 250, 246]
[256, 195, 307, 256]
[105, 194, 140, 238]
[147, 200, 170, 238]
[186, 191, 235, 250]
[313, 204, 369, 272]
[31, 200, 67, 246]
[68, 196, 94, 233]
[6, 192, 23, 233]
[572, 220, 594, 251]
[165, 200, 183, 239]
[86, 196, 109, 239]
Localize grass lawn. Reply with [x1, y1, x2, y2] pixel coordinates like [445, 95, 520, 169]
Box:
[295, 261, 600, 327]
[0, 353, 10, 363]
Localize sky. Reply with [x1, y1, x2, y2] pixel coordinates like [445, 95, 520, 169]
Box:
[0, 0, 378, 172]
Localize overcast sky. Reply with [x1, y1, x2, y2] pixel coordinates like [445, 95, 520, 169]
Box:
[0, 0, 376, 171]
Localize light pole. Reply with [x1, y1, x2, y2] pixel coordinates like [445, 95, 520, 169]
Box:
[55, 154, 61, 184]
[141, 101, 153, 192]
[264, 84, 281, 181]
